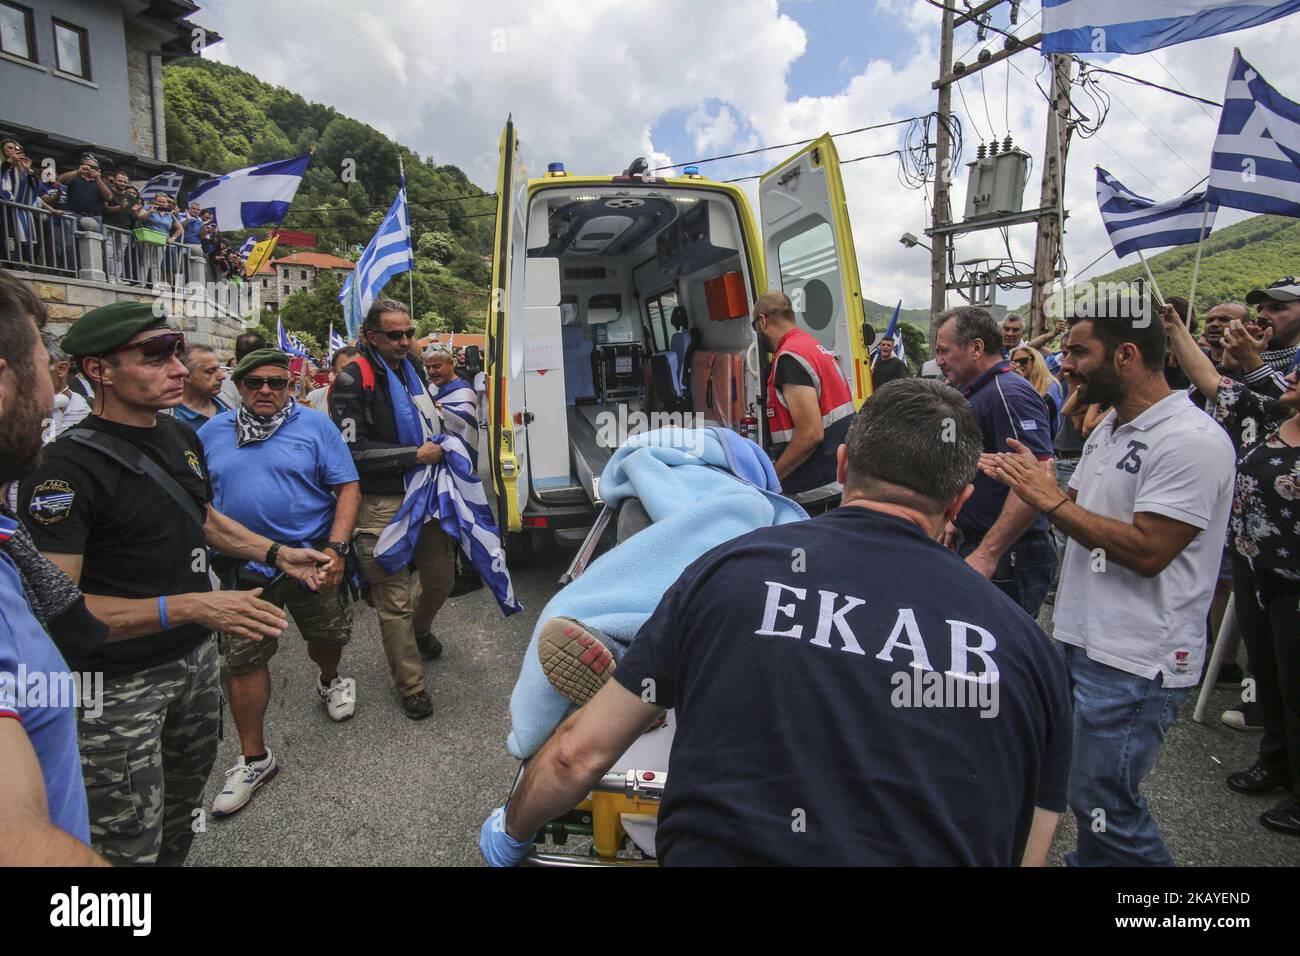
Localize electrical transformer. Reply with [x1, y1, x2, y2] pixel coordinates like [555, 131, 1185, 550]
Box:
[963, 146, 1031, 221]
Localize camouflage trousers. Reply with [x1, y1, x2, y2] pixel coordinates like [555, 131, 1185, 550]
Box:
[77, 637, 220, 866]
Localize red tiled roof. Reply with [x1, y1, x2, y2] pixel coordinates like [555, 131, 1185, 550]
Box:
[273, 252, 355, 270]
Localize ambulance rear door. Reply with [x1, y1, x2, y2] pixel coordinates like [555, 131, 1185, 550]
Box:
[759, 133, 872, 406]
[488, 117, 524, 533]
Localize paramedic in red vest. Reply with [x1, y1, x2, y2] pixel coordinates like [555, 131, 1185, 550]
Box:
[753, 291, 856, 495]
[328, 299, 455, 721]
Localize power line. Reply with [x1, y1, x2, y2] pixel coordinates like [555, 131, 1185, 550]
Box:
[653, 116, 922, 171]
[722, 149, 903, 183]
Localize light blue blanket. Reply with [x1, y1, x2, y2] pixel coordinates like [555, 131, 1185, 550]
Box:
[506, 427, 808, 758]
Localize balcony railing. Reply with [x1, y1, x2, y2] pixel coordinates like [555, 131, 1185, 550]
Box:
[1, 198, 79, 276]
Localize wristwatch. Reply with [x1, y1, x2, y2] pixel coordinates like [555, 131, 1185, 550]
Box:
[323, 541, 351, 558]
[266, 542, 283, 568]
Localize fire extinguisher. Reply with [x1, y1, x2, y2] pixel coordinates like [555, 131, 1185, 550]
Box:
[739, 412, 758, 444]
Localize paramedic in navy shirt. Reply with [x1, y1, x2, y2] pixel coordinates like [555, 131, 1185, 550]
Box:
[934, 306, 1057, 617]
[484, 379, 1072, 866]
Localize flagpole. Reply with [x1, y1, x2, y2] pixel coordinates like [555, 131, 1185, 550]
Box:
[1135, 250, 1167, 310]
[399, 155, 415, 321]
[1185, 199, 1212, 323]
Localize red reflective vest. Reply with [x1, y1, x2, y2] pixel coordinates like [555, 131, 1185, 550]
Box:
[765, 327, 856, 444]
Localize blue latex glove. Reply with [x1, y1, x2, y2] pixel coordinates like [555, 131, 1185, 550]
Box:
[480, 806, 534, 867]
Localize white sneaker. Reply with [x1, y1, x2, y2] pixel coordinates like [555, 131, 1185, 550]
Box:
[318, 676, 356, 722]
[211, 751, 278, 818]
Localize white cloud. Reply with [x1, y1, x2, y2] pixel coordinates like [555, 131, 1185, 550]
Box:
[200, 0, 1300, 313]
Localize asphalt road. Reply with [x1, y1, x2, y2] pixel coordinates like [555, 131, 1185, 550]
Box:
[186, 541, 1297, 867]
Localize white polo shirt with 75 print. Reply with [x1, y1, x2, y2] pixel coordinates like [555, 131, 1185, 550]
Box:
[1052, 391, 1234, 688]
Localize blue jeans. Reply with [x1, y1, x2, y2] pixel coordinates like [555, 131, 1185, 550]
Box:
[958, 528, 1057, 619]
[1062, 644, 1190, 866]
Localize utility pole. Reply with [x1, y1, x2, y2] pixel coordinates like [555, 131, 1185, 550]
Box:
[1029, 53, 1073, 337]
[929, 2, 955, 340]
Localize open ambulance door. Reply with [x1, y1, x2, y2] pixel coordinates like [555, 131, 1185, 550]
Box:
[488, 117, 523, 536]
[759, 133, 873, 406]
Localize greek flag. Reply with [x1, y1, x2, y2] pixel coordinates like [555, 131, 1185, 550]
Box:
[186, 155, 309, 229]
[339, 179, 412, 331]
[1042, 1, 1300, 54]
[328, 324, 347, 354]
[138, 171, 184, 203]
[237, 236, 257, 261]
[276, 317, 308, 358]
[1207, 50, 1300, 217]
[372, 358, 520, 616]
[1097, 168, 1218, 258]
[433, 377, 480, 467]
[871, 300, 906, 369]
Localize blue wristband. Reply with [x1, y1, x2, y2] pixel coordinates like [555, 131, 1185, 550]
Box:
[158, 595, 169, 631]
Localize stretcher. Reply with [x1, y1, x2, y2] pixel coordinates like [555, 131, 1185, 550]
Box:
[519, 496, 673, 866]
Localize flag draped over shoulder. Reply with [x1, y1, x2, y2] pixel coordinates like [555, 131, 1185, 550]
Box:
[1096, 167, 1217, 258]
[432, 377, 480, 467]
[187, 155, 309, 229]
[1207, 50, 1300, 217]
[372, 358, 519, 616]
[1042, 1, 1300, 55]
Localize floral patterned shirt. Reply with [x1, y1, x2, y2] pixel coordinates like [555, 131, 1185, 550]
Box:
[1213, 378, 1300, 580]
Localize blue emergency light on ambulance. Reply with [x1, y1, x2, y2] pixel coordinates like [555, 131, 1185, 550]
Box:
[547, 162, 566, 177]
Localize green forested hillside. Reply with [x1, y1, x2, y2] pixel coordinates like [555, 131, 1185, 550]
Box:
[163, 58, 494, 345]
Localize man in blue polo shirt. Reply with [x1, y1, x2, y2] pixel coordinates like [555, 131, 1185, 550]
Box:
[935, 306, 1056, 617]
[197, 348, 360, 818]
[482, 379, 1072, 867]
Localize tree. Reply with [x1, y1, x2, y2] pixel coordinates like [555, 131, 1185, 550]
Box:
[417, 310, 452, 335]
[417, 231, 456, 265]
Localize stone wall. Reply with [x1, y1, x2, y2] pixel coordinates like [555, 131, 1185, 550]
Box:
[17, 271, 248, 358]
[125, 32, 159, 160]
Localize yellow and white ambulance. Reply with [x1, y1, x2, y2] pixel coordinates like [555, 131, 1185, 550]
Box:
[485, 117, 877, 560]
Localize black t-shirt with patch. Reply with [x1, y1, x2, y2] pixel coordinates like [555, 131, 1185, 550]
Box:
[19, 415, 213, 678]
[613, 506, 1072, 866]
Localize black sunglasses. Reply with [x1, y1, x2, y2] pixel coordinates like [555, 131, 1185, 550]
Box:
[373, 327, 416, 342]
[242, 375, 290, 391]
[104, 331, 185, 360]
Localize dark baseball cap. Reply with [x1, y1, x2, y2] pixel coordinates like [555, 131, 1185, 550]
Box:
[1246, 276, 1300, 306]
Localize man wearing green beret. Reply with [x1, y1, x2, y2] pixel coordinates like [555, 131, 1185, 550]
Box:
[196, 349, 361, 818]
[18, 301, 332, 866]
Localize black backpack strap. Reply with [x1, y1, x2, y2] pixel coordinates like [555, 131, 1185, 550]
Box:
[64, 428, 206, 532]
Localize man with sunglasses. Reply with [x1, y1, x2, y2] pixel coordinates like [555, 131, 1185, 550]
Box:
[329, 299, 454, 720]
[1227, 277, 1300, 399]
[197, 348, 360, 816]
[18, 302, 330, 865]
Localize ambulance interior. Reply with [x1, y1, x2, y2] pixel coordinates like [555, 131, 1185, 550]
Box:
[522, 188, 762, 503]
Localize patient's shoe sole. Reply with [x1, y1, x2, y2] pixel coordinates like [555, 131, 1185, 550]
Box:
[538, 617, 616, 707]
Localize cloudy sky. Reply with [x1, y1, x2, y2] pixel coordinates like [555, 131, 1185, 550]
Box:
[199, 0, 1300, 309]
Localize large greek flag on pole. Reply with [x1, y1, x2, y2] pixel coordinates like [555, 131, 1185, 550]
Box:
[1096, 168, 1218, 258]
[339, 179, 413, 333]
[186, 155, 309, 229]
[373, 358, 519, 615]
[1042, 1, 1300, 54]
[1207, 50, 1300, 217]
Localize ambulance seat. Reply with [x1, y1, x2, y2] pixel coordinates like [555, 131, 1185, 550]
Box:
[562, 324, 595, 405]
[668, 306, 691, 373]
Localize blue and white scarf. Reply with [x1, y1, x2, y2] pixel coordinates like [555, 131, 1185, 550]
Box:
[373, 356, 520, 615]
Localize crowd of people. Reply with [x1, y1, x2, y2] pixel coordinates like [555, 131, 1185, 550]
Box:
[0, 141, 239, 283]
[0, 258, 1297, 867]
